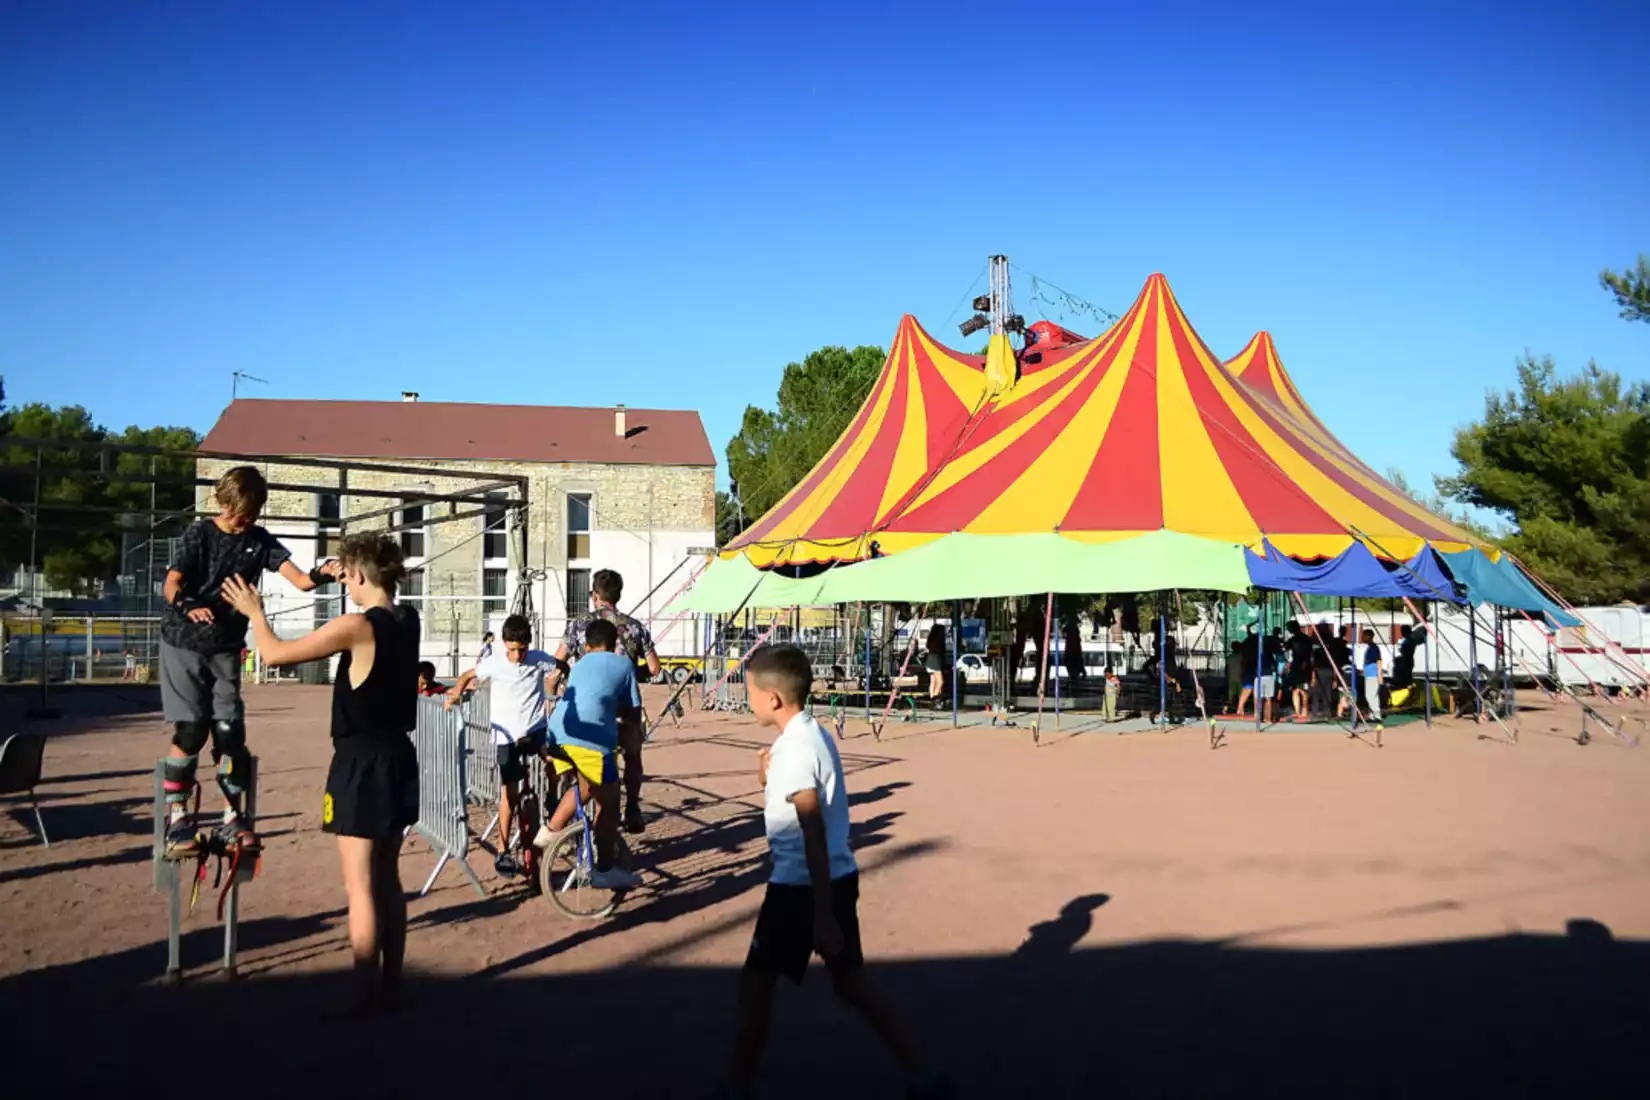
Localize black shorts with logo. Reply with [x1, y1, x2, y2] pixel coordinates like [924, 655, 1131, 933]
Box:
[496, 727, 548, 786]
[323, 738, 418, 839]
[745, 872, 863, 983]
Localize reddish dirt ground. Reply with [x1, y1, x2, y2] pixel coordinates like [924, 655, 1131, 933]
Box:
[3, 684, 1649, 1097]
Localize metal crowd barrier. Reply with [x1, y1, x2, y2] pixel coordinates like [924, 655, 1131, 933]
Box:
[455, 685, 554, 851]
[410, 694, 486, 897]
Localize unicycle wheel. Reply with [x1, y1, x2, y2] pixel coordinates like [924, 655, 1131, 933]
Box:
[540, 828, 633, 920]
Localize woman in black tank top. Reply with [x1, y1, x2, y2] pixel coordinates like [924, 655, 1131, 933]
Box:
[223, 532, 419, 1013]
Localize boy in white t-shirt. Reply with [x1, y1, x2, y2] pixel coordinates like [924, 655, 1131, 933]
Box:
[446, 614, 555, 877]
[712, 644, 950, 1100]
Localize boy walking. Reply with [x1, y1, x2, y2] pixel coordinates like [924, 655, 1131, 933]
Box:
[714, 644, 949, 1100]
[160, 466, 338, 858]
[447, 614, 555, 878]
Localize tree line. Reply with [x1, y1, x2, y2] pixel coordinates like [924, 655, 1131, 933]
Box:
[0, 378, 201, 594]
[721, 254, 1650, 606]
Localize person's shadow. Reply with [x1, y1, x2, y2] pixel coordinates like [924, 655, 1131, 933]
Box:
[1012, 893, 1111, 959]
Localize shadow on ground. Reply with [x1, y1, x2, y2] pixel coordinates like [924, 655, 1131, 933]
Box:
[2, 906, 1644, 1098]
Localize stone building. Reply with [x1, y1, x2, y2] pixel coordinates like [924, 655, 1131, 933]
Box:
[199, 396, 716, 672]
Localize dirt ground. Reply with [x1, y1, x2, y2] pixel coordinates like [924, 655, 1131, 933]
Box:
[3, 683, 1649, 1098]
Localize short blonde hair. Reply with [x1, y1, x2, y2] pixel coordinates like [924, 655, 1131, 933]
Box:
[215, 466, 268, 517]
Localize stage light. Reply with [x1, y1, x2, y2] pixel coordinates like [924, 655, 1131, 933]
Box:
[971, 294, 992, 312]
[959, 314, 989, 338]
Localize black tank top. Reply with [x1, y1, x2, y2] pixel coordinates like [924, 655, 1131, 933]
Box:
[331, 605, 420, 745]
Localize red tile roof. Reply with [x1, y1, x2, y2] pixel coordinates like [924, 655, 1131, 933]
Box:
[201, 399, 715, 467]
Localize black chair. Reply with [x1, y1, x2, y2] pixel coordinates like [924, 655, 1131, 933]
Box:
[0, 732, 49, 846]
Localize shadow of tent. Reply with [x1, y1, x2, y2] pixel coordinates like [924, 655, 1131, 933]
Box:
[1, 911, 1644, 1098]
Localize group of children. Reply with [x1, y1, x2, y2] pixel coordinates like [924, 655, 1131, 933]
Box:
[163, 468, 942, 1097]
[1227, 620, 1386, 723]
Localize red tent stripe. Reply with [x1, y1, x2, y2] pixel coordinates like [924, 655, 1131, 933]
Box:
[1060, 286, 1164, 531]
[1172, 324, 1344, 534]
[808, 345, 913, 536]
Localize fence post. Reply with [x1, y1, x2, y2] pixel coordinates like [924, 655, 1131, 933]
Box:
[86, 617, 95, 681]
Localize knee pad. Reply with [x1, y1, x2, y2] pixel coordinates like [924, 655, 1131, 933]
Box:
[171, 720, 211, 756]
[162, 754, 199, 806]
[213, 720, 251, 798]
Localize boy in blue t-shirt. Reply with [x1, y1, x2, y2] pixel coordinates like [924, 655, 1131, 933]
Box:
[544, 618, 644, 890]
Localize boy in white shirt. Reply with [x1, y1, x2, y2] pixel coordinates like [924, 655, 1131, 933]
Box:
[447, 614, 554, 877]
[713, 644, 949, 1100]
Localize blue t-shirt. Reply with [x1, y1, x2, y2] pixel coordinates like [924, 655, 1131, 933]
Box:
[1362, 644, 1382, 680]
[549, 650, 641, 753]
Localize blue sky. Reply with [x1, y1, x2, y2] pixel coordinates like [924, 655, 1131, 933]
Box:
[2, 0, 1646, 502]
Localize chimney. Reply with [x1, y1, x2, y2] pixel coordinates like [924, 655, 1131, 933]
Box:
[401, 391, 419, 403]
[614, 404, 627, 438]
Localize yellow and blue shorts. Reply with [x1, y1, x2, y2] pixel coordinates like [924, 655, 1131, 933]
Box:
[548, 741, 618, 786]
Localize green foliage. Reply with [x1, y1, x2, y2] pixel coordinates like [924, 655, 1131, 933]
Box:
[0, 380, 201, 593]
[1438, 356, 1650, 604]
[1600, 254, 1650, 323]
[724, 344, 886, 533]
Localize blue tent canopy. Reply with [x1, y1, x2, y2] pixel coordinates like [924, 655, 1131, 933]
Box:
[1437, 549, 1580, 627]
[1245, 541, 1466, 602]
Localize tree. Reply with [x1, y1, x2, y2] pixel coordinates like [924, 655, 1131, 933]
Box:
[0, 382, 201, 592]
[1437, 356, 1650, 604]
[724, 344, 886, 529]
[1600, 254, 1650, 323]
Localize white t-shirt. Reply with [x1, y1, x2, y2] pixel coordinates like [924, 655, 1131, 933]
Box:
[764, 711, 857, 887]
[473, 649, 555, 746]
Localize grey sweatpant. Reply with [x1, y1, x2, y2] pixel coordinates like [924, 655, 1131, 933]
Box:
[159, 640, 245, 724]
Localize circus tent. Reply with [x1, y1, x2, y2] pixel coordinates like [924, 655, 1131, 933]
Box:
[689, 272, 1570, 622]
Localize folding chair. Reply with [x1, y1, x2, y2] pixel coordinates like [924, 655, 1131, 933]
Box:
[0, 732, 49, 846]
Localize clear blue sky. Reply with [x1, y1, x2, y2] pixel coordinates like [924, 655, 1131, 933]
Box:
[2, 1, 1646, 500]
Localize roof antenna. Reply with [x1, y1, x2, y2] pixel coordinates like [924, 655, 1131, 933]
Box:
[231, 371, 269, 401]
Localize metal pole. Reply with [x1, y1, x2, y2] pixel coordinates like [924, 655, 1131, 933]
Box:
[952, 599, 961, 728]
[1423, 601, 1433, 727]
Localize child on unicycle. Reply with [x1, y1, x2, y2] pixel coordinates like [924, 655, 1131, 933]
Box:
[541, 617, 644, 891]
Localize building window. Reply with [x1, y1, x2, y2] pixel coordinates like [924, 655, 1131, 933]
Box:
[566, 493, 591, 560]
[398, 499, 426, 559]
[483, 568, 508, 613]
[483, 493, 508, 561]
[567, 568, 591, 616]
[401, 569, 423, 609]
[316, 491, 342, 559]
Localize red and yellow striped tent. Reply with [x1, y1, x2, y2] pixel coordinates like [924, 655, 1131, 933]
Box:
[727, 273, 1485, 569]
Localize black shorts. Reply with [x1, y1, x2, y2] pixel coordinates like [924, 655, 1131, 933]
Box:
[496, 728, 548, 786]
[323, 739, 418, 838]
[745, 873, 863, 984]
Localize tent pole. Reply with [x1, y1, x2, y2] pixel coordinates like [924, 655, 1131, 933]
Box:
[1349, 597, 1359, 731]
[1470, 612, 1480, 718]
[1158, 603, 1167, 726]
[1053, 596, 1062, 729]
[863, 603, 871, 723]
[1255, 592, 1266, 733]
[1423, 600, 1433, 728]
[952, 598, 961, 729]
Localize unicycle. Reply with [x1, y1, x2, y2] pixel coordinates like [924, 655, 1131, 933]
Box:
[539, 772, 634, 920]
